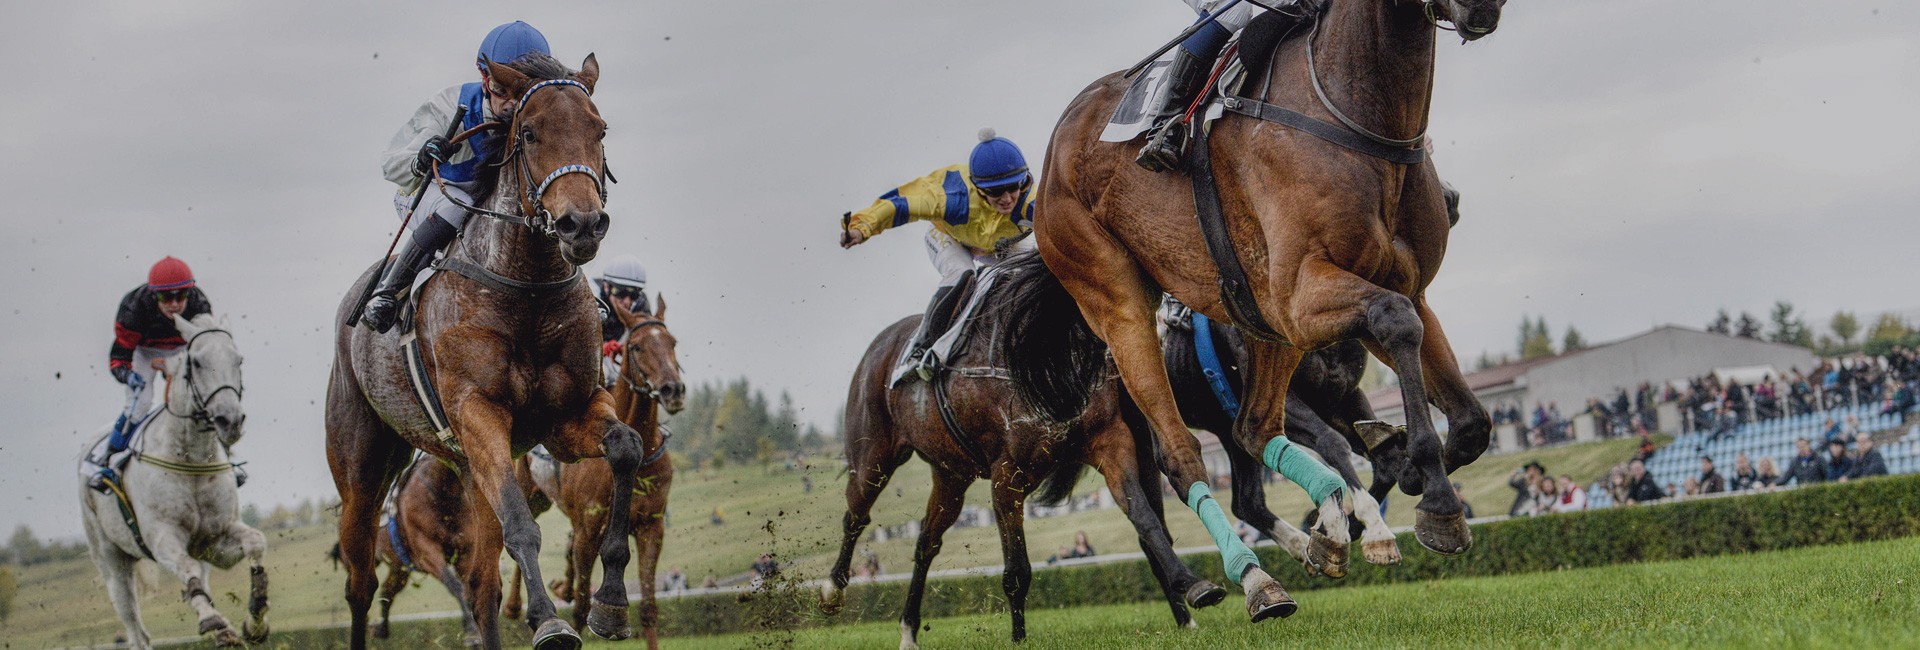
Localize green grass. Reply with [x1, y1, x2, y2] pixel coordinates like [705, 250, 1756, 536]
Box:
[0, 435, 1648, 648]
[659, 535, 1920, 650]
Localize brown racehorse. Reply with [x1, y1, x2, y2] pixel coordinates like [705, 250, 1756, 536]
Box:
[503, 295, 684, 650]
[1032, 0, 1505, 617]
[822, 255, 1227, 649]
[327, 53, 642, 650]
[359, 455, 494, 648]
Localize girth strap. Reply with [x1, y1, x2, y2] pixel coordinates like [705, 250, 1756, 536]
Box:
[1219, 96, 1428, 165]
[101, 478, 156, 559]
[1187, 123, 1289, 344]
[932, 369, 993, 472]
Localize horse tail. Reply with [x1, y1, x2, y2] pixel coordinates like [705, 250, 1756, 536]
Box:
[1033, 460, 1090, 508]
[1001, 252, 1107, 423]
[327, 542, 342, 570]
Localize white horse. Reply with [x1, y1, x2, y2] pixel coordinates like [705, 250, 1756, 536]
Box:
[78, 313, 269, 648]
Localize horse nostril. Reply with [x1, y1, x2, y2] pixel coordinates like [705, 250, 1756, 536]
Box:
[556, 213, 581, 236]
[591, 212, 610, 237]
[214, 415, 231, 429]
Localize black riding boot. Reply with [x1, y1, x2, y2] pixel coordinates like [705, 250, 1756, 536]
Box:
[894, 279, 969, 384]
[361, 217, 454, 333]
[1135, 48, 1214, 173]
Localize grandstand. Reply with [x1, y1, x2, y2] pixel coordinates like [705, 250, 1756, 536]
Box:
[1595, 403, 1920, 507]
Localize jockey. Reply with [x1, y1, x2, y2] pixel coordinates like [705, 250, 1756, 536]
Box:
[362, 21, 553, 333]
[86, 257, 213, 492]
[1137, 0, 1307, 173]
[840, 128, 1037, 383]
[596, 256, 649, 384]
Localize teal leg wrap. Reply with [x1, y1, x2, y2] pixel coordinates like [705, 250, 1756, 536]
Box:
[1186, 482, 1259, 584]
[1263, 437, 1346, 505]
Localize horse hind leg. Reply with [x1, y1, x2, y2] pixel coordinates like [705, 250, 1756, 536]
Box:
[85, 518, 153, 650]
[1219, 426, 1316, 575]
[822, 415, 911, 614]
[326, 363, 413, 650]
[1287, 395, 1399, 567]
[1092, 418, 1223, 627]
[900, 469, 971, 650]
[568, 518, 599, 634]
[374, 562, 409, 639]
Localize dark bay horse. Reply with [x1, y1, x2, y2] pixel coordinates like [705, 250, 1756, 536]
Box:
[1164, 310, 1407, 570]
[362, 455, 494, 648]
[504, 295, 684, 650]
[822, 255, 1227, 648]
[1033, 0, 1505, 616]
[328, 53, 642, 650]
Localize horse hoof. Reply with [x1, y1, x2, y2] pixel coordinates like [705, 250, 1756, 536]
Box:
[1309, 532, 1349, 579]
[586, 600, 633, 640]
[211, 625, 243, 647]
[1362, 538, 1403, 565]
[372, 619, 391, 639]
[533, 618, 583, 650]
[1245, 580, 1297, 623]
[1414, 509, 1472, 555]
[1185, 580, 1227, 609]
[198, 613, 231, 635]
[819, 584, 845, 615]
[243, 619, 270, 644]
[1353, 420, 1406, 451]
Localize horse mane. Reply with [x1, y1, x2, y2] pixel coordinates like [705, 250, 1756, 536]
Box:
[997, 252, 1109, 423]
[468, 52, 580, 204]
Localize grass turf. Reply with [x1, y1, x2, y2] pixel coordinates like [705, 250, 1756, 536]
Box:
[658, 535, 1920, 650]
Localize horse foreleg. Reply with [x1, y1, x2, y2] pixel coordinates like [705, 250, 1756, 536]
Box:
[900, 470, 970, 650]
[1231, 339, 1353, 579]
[502, 563, 524, 620]
[210, 521, 272, 642]
[1091, 422, 1222, 628]
[452, 400, 577, 650]
[988, 466, 1035, 643]
[1285, 393, 1400, 566]
[84, 517, 152, 650]
[568, 517, 598, 633]
[1415, 297, 1492, 473]
[632, 508, 666, 650]
[547, 397, 642, 641]
[456, 476, 504, 650]
[145, 529, 239, 646]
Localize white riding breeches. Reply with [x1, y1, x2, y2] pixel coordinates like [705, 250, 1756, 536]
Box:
[1185, 0, 1264, 31]
[924, 230, 1036, 287]
[393, 184, 476, 230]
[126, 346, 182, 420]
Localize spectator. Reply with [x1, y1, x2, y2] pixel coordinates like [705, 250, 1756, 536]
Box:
[1453, 481, 1476, 519]
[1067, 530, 1097, 559]
[1784, 438, 1825, 486]
[1633, 426, 1658, 462]
[701, 574, 718, 589]
[1852, 434, 1889, 478]
[1823, 440, 1856, 482]
[1730, 453, 1759, 492]
[1756, 457, 1783, 489]
[750, 552, 779, 587]
[1697, 456, 1726, 494]
[1607, 465, 1632, 505]
[1821, 418, 1844, 445]
[663, 566, 688, 593]
[1508, 461, 1547, 517]
[1551, 475, 1587, 513]
[1683, 476, 1702, 497]
[1529, 475, 1560, 516]
[858, 545, 882, 579]
[1882, 380, 1915, 416]
[1626, 459, 1666, 504]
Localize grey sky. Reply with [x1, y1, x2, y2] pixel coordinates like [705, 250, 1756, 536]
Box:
[2, 1, 1914, 539]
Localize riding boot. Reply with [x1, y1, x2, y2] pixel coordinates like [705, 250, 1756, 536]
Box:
[362, 216, 455, 333]
[893, 282, 966, 385]
[1135, 47, 1215, 174]
[1442, 180, 1461, 227]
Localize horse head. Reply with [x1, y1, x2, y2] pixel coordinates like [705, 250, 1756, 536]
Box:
[1428, 0, 1506, 41]
[485, 53, 610, 265]
[169, 313, 246, 447]
[614, 294, 685, 414]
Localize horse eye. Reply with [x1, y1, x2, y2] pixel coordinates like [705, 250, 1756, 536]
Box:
[520, 127, 537, 144]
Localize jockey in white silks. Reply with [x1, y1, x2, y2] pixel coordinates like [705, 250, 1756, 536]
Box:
[84, 257, 215, 491]
[595, 256, 649, 385]
[361, 21, 555, 333]
[838, 128, 1038, 384]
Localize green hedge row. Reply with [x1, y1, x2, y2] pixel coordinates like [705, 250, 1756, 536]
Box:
[235, 474, 1920, 646]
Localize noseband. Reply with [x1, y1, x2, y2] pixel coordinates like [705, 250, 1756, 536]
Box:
[163, 328, 244, 426]
[439, 78, 610, 239]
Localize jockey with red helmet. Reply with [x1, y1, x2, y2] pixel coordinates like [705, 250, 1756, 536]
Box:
[839, 128, 1037, 384]
[362, 21, 556, 333]
[86, 256, 214, 491]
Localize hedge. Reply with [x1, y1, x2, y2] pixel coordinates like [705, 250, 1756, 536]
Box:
[233, 473, 1920, 646]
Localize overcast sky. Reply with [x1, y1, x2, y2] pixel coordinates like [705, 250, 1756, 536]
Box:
[2, 1, 1914, 539]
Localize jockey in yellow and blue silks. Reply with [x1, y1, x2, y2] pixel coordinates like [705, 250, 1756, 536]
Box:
[362, 21, 553, 333]
[840, 128, 1037, 383]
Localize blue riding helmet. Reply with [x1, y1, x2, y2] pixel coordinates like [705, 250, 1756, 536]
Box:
[477, 21, 551, 68]
[968, 127, 1030, 190]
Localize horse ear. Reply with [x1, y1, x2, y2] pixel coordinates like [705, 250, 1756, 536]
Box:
[655, 294, 667, 321]
[173, 313, 200, 338]
[576, 53, 599, 94]
[611, 294, 640, 329]
[484, 57, 533, 100]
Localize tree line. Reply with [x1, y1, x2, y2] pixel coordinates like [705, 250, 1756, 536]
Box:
[1477, 302, 1920, 370]
[665, 377, 828, 469]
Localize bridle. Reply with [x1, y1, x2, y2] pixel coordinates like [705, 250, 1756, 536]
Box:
[162, 328, 244, 426]
[439, 78, 610, 239]
[619, 318, 674, 400]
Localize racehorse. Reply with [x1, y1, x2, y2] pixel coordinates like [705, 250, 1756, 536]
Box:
[80, 314, 269, 648]
[504, 295, 684, 650]
[1032, 0, 1504, 618]
[1163, 309, 1407, 570]
[327, 53, 642, 650]
[362, 455, 494, 648]
[822, 255, 1233, 648]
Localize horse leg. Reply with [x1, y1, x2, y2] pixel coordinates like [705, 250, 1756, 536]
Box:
[1285, 393, 1400, 566]
[374, 562, 408, 639]
[1231, 339, 1353, 579]
[84, 519, 152, 649]
[568, 517, 599, 633]
[452, 400, 579, 650]
[503, 563, 524, 620]
[989, 465, 1036, 643]
[1042, 228, 1283, 618]
[631, 509, 666, 650]
[549, 402, 644, 641]
[441, 562, 485, 650]
[899, 470, 970, 650]
[822, 421, 912, 612]
[144, 530, 240, 646]
[456, 476, 505, 650]
[1287, 261, 1468, 554]
[1101, 405, 1225, 620]
[208, 520, 272, 642]
[326, 368, 412, 650]
[1415, 297, 1493, 473]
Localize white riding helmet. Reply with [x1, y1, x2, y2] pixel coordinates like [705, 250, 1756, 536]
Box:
[599, 256, 648, 290]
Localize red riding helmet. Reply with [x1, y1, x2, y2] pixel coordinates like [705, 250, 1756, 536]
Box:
[147, 256, 196, 291]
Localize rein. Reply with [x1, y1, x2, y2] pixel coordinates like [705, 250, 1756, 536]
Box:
[436, 78, 608, 239]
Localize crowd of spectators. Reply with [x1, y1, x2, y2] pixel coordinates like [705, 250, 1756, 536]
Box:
[1505, 430, 1893, 517]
